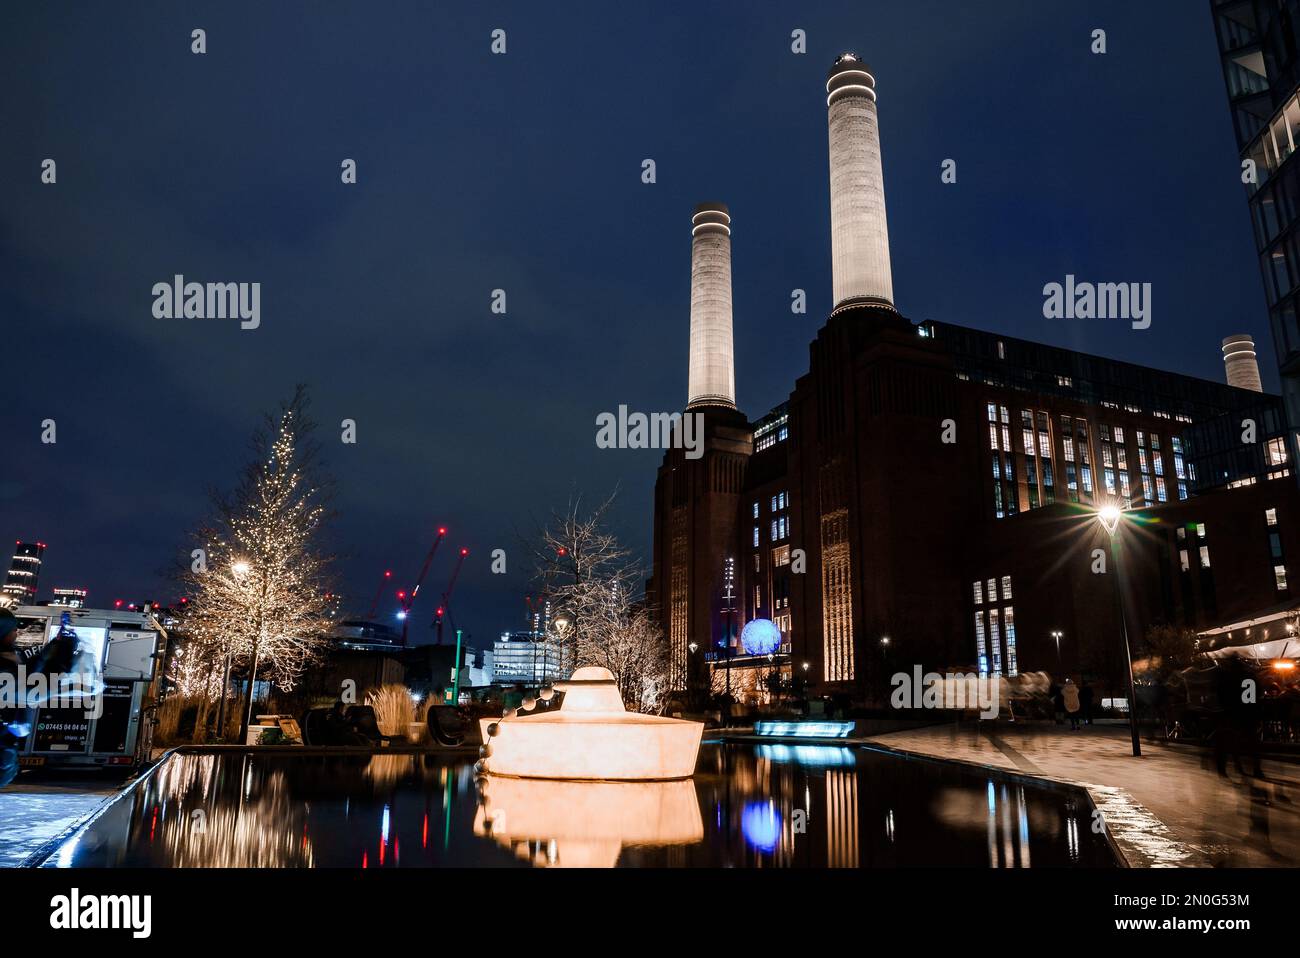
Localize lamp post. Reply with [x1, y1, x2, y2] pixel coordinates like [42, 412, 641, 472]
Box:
[552, 609, 573, 678]
[449, 628, 464, 704]
[1098, 505, 1141, 757]
[216, 559, 252, 738]
[1051, 630, 1063, 667]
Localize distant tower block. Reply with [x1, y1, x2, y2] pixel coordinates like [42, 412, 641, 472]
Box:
[686, 203, 736, 410]
[826, 52, 895, 312]
[1222, 334, 1263, 392]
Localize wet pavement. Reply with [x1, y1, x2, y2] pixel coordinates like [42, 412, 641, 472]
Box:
[0, 770, 126, 867]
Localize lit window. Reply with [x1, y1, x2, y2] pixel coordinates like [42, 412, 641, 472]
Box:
[1267, 508, 1279, 526]
[1268, 437, 1290, 465]
[1004, 606, 1018, 677]
[753, 526, 760, 547]
[1197, 523, 1207, 539]
[973, 581, 984, 605]
[1200, 545, 1211, 569]
[987, 578, 998, 602]
[1001, 575, 1012, 600]
[752, 502, 759, 519]
[974, 613, 988, 675]
[1179, 549, 1189, 572]
[989, 610, 1003, 676]
[1276, 565, 1289, 590]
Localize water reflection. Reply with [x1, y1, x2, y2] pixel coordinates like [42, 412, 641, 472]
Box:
[473, 777, 702, 867]
[45, 744, 1114, 868]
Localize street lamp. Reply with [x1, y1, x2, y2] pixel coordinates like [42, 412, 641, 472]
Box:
[217, 559, 253, 736]
[1097, 505, 1141, 757]
[1051, 630, 1063, 665]
[553, 609, 573, 677]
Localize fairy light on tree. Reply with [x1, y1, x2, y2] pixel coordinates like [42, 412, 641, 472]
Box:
[179, 386, 336, 742]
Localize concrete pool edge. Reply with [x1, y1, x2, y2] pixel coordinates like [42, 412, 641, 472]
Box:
[20, 747, 184, 868]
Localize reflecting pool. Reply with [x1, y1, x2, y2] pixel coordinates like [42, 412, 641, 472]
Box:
[40, 743, 1117, 867]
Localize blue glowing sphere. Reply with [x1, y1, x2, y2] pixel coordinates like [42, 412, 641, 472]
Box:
[742, 801, 781, 852]
[740, 618, 782, 656]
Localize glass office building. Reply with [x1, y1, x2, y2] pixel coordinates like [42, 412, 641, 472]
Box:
[1212, 0, 1300, 475]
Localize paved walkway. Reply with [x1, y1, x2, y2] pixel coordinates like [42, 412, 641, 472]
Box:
[868, 721, 1300, 867]
[0, 773, 123, 867]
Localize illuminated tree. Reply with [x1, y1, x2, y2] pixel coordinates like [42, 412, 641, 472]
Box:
[529, 491, 669, 711]
[180, 386, 336, 740]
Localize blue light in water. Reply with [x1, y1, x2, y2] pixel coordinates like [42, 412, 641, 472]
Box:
[742, 801, 781, 852]
[756, 744, 856, 767]
[740, 618, 782, 656]
[754, 720, 853, 738]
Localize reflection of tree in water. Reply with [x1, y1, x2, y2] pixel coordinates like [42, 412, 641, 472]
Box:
[363, 754, 421, 791]
[137, 754, 314, 867]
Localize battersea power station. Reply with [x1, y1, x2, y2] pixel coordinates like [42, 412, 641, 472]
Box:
[648, 52, 1300, 707]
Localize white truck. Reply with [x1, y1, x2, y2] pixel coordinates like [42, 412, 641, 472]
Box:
[10, 605, 166, 771]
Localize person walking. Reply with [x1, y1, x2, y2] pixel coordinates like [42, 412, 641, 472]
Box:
[1062, 677, 1082, 730]
[1079, 680, 1094, 726]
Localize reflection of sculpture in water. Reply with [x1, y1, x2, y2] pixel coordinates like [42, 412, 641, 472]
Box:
[473, 776, 702, 867]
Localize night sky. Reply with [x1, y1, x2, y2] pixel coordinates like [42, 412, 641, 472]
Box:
[0, 1, 1270, 649]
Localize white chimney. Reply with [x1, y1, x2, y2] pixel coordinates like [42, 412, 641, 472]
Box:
[1222, 334, 1263, 392]
[686, 203, 736, 410]
[826, 52, 894, 312]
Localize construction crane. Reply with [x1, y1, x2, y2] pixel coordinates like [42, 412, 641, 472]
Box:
[399, 526, 447, 645]
[432, 547, 469, 645]
[366, 569, 393, 619]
